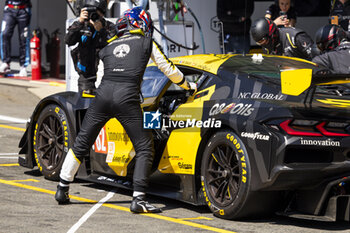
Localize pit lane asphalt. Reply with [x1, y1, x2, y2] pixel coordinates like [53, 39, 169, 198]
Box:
[1, 78, 350, 233]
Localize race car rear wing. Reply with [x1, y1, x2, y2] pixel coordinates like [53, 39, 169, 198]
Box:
[281, 69, 350, 96]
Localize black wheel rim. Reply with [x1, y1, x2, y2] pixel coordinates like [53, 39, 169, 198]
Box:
[36, 114, 65, 170]
[205, 143, 240, 206]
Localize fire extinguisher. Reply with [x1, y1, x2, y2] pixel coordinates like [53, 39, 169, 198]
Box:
[30, 30, 41, 80]
[49, 29, 60, 79]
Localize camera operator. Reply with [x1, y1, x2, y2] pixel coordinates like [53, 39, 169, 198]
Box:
[65, 0, 115, 94]
[265, 0, 296, 27]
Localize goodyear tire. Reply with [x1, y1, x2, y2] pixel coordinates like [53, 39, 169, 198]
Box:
[201, 130, 254, 219]
[33, 104, 73, 181]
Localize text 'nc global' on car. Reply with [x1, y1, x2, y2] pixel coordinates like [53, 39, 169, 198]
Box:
[18, 54, 350, 221]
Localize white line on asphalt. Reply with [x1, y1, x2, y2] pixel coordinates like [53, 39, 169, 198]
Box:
[0, 115, 28, 124]
[67, 191, 115, 233]
[0, 153, 19, 156]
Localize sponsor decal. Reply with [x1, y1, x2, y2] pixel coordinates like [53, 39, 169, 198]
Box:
[178, 162, 192, 170]
[209, 103, 254, 117]
[241, 132, 270, 141]
[238, 92, 284, 100]
[107, 132, 130, 142]
[226, 133, 246, 183]
[55, 107, 69, 150]
[105, 142, 115, 163]
[300, 138, 340, 147]
[143, 110, 222, 129]
[220, 103, 235, 114]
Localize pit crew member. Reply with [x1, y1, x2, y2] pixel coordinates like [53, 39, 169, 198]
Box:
[55, 6, 197, 213]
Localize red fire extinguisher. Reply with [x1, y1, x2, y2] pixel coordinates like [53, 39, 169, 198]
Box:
[30, 30, 41, 80]
[49, 29, 60, 79]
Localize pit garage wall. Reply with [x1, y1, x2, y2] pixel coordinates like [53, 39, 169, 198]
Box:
[0, 1, 328, 72]
[173, 0, 328, 53]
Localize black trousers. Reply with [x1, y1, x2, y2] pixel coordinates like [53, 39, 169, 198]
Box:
[1, 6, 31, 66]
[72, 80, 154, 192]
[78, 74, 96, 92]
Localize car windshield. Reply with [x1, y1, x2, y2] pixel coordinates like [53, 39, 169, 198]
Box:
[141, 66, 169, 98]
[222, 55, 317, 80]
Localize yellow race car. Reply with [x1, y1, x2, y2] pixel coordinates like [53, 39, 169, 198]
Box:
[19, 54, 350, 221]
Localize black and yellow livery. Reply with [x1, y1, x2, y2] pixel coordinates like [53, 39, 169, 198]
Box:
[19, 54, 350, 221]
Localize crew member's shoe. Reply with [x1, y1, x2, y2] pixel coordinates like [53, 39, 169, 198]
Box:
[18, 66, 27, 77]
[55, 185, 70, 204]
[130, 195, 162, 213]
[0, 63, 10, 74]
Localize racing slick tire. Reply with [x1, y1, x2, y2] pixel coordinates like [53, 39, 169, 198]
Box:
[201, 130, 276, 219]
[33, 104, 73, 181]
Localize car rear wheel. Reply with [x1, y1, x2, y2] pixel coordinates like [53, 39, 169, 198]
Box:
[201, 130, 276, 219]
[33, 104, 73, 180]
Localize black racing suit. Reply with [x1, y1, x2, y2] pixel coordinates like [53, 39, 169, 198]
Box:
[65, 19, 115, 92]
[70, 33, 191, 192]
[265, 27, 317, 60]
[1, 0, 31, 67]
[312, 41, 350, 74]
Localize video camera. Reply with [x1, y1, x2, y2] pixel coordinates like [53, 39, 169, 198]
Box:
[85, 6, 100, 22]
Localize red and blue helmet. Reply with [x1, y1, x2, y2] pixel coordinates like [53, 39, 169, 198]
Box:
[116, 6, 152, 37]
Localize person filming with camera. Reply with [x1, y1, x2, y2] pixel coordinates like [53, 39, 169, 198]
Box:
[265, 0, 296, 27]
[65, 0, 115, 94]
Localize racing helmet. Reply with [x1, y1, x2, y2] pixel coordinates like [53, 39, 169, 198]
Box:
[315, 24, 347, 52]
[83, 0, 107, 14]
[251, 17, 279, 48]
[116, 6, 152, 37]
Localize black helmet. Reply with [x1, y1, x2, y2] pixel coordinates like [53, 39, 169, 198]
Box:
[251, 17, 279, 48]
[84, 0, 107, 14]
[315, 24, 347, 52]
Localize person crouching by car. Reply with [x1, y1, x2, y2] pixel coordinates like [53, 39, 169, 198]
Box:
[251, 17, 318, 60]
[55, 6, 197, 213]
[65, 0, 115, 94]
[312, 24, 350, 74]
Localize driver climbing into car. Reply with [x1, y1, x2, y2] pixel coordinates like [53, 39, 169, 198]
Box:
[55, 6, 197, 213]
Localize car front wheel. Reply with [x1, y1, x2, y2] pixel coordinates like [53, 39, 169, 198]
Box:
[33, 104, 73, 180]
